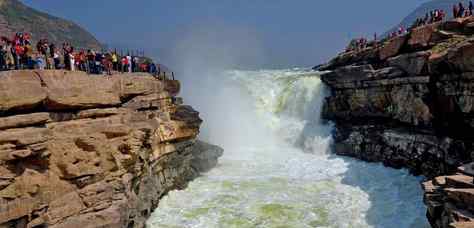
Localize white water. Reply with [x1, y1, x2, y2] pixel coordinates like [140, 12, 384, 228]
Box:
[147, 69, 429, 228]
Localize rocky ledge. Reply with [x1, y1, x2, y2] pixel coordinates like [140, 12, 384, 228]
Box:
[0, 70, 223, 228]
[318, 17, 474, 227]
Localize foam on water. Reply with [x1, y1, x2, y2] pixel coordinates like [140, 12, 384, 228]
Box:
[147, 69, 429, 228]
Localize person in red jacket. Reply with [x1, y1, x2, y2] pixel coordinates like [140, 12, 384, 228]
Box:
[13, 44, 23, 69]
[121, 56, 128, 73]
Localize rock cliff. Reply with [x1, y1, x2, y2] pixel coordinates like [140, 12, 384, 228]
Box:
[0, 70, 222, 228]
[318, 17, 474, 228]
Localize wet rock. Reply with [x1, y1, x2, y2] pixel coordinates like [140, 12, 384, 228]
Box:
[191, 141, 224, 173]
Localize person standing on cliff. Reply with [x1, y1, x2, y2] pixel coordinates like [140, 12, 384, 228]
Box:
[0, 43, 5, 71]
[24, 41, 34, 69]
[63, 43, 70, 70]
[470, 1, 473, 16]
[86, 50, 95, 74]
[53, 49, 60, 70]
[121, 56, 126, 73]
[13, 43, 23, 69]
[126, 54, 132, 73]
[111, 51, 118, 71]
[103, 53, 112, 75]
[454, 4, 459, 18]
[49, 43, 55, 58]
[459, 2, 466, 18]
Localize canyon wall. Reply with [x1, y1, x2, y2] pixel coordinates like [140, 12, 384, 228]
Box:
[0, 70, 222, 228]
[318, 17, 474, 228]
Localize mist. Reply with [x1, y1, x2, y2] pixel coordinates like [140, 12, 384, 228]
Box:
[166, 23, 275, 148]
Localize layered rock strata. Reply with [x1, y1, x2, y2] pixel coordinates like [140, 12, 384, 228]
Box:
[0, 70, 222, 228]
[423, 163, 474, 228]
[318, 17, 474, 227]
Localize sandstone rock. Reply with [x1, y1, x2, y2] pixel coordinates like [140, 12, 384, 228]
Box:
[446, 188, 474, 209]
[321, 16, 474, 228]
[387, 51, 429, 75]
[449, 221, 474, 228]
[0, 113, 51, 130]
[317, 47, 379, 71]
[380, 35, 408, 60]
[321, 65, 375, 88]
[445, 175, 474, 188]
[323, 81, 432, 126]
[446, 40, 474, 72]
[441, 20, 464, 32]
[0, 71, 223, 228]
[0, 71, 47, 113]
[0, 70, 181, 113]
[76, 108, 125, 119]
[41, 71, 121, 110]
[408, 23, 445, 49]
[46, 191, 86, 224]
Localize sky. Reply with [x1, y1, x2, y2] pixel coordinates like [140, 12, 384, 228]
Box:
[22, 0, 427, 70]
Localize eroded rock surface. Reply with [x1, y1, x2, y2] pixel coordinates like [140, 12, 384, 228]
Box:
[423, 164, 474, 228]
[0, 70, 222, 228]
[319, 17, 474, 228]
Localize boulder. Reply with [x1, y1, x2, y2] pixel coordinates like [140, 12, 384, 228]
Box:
[408, 23, 441, 49]
[0, 71, 47, 113]
[0, 113, 51, 130]
[446, 40, 474, 72]
[380, 35, 408, 60]
[387, 51, 429, 75]
[441, 20, 464, 32]
[42, 71, 121, 110]
[321, 65, 375, 87]
[190, 141, 224, 173]
[458, 163, 474, 176]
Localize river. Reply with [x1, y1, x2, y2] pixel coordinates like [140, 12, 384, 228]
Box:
[147, 69, 429, 228]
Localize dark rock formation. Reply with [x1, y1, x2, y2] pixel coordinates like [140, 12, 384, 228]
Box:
[319, 17, 474, 228]
[0, 70, 222, 228]
[423, 163, 474, 228]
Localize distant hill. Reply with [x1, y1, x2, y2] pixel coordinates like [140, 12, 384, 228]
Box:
[0, 0, 103, 50]
[384, 0, 471, 37]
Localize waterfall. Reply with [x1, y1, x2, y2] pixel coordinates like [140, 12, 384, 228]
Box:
[147, 68, 429, 228]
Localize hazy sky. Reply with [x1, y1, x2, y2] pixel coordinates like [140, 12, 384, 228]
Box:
[22, 0, 427, 69]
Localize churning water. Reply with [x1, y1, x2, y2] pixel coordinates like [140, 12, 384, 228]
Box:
[147, 69, 429, 228]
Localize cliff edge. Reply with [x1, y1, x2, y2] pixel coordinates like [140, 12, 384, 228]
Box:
[0, 70, 222, 228]
[318, 17, 474, 228]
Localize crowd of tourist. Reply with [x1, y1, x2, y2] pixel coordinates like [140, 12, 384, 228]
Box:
[345, 1, 474, 54]
[411, 9, 447, 29]
[387, 26, 408, 39]
[0, 32, 161, 76]
[453, 1, 474, 18]
[345, 38, 370, 52]
[411, 1, 474, 29]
